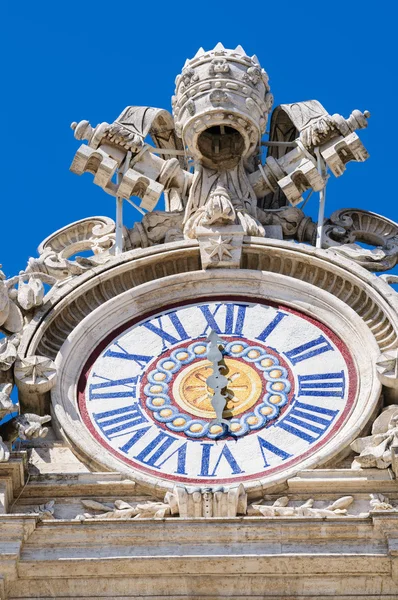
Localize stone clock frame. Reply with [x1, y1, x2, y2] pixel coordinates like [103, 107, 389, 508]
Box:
[16, 238, 388, 498]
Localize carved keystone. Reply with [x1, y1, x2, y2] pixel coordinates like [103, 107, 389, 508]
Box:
[196, 224, 244, 269]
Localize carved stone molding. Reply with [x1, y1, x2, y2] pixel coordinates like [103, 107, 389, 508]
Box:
[15, 239, 398, 371]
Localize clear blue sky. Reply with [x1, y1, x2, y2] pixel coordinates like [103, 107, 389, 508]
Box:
[1, 0, 396, 278]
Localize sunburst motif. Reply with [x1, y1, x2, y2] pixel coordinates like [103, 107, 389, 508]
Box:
[174, 358, 262, 418]
[205, 236, 234, 261]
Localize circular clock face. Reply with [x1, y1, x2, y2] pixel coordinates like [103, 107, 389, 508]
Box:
[78, 298, 357, 485]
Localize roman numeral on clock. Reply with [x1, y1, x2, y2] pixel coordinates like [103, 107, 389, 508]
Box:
[297, 371, 346, 398]
[284, 335, 333, 365]
[199, 303, 247, 336]
[255, 311, 287, 342]
[89, 374, 139, 401]
[104, 342, 152, 368]
[142, 311, 189, 349]
[277, 401, 339, 442]
[198, 443, 244, 477]
[257, 436, 292, 467]
[93, 403, 149, 439]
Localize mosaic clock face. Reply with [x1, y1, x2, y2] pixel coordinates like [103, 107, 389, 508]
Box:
[78, 299, 357, 485]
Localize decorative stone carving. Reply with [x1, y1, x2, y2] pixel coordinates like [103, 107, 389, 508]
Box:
[14, 356, 57, 395]
[0, 410, 50, 463]
[17, 276, 44, 311]
[351, 405, 398, 469]
[0, 383, 13, 418]
[125, 211, 184, 249]
[196, 225, 244, 269]
[167, 484, 247, 518]
[257, 206, 317, 243]
[0, 364, 16, 462]
[369, 493, 397, 511]
[0, 436, 9, 461]
[0, 335, 19, 370]
[376, 349, 398, 389]
[248, 496, 361, 518]
[75, 498, 172, 520]
[25, 500, 56, 520]
[0, 412, 51, 445]
[323, 209, 398, 271]
[26, 216, 116, 280]
[380, 274, 398, 285]
[70, 43, 371, 257]
[0, 271, 24, 332]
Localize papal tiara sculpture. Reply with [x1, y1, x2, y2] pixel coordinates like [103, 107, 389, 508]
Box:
[67, 42, 383, 272]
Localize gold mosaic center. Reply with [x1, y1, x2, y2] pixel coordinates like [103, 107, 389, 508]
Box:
[172, 358, 263, 419]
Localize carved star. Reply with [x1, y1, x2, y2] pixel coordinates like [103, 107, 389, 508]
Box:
[205, 236, 234, 261]
[15, 356, 56, 384]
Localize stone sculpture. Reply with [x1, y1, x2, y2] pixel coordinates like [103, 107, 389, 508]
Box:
[68, 43, 383, 270]
[75, 498, 172, 520]
[248, 495, 360, 518]
[351, 405, 398, 469]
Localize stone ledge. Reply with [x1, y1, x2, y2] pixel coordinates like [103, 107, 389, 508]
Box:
[287, 468, 398, 493]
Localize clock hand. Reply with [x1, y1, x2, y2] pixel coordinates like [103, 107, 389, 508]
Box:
[206, 330, 230, 430]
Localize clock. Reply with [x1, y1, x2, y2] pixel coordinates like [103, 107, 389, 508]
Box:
[78, 297, 356, 485]
[53, 270, 380, 496]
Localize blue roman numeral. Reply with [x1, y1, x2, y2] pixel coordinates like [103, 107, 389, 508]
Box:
[284, 335, 333, 365]
[155, 441, 188, 475]
[93, 403, 148, 440]
[104, 342, 152, 368]
[277, 401, 338, 442]
[257, 436, 292, 467]
[298, 371, 346, 398]
[199, 303, 247, 336]
[142, 312, 189, 349]
[133, 431, 187, 474]
[89, 374, 139, 401]
[198, 443, 244, 477]
[256, 311, 287, 342]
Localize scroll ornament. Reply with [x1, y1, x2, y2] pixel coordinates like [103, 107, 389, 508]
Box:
[323, 209, 398, 272]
